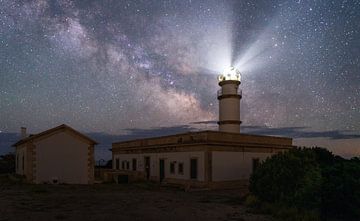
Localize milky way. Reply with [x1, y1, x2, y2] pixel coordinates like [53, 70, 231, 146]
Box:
[0, 0, 359, 157]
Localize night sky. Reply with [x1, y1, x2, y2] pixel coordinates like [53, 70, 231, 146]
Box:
[1, 0, 359, 159]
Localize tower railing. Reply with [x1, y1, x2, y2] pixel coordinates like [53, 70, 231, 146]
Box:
[217, 89, 242, 97]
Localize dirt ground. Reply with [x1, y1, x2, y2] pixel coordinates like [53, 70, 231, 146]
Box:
[0, 176, 272, 221]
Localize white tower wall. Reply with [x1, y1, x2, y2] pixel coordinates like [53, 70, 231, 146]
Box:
[219, 98, 240, 120]
[218, 80, 241, 133]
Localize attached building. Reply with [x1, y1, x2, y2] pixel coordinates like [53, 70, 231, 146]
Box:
[13, 124, 97, 184]
[112, 131, 293, 189]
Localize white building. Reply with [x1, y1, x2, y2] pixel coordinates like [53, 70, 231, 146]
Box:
[111, 67, 294, 189]
[112, 131, 292, 188]
[13, 124, 97, 184]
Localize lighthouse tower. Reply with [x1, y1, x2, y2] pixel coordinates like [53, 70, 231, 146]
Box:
[217, 67, 242, 133]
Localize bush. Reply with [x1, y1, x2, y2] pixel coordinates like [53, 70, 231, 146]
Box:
[244, 194, 261, 208]
[249, 148, 322, 209]
[0, 153, 15, 174]
[321, 158, 360, 220]
[249, 147, 360, 221]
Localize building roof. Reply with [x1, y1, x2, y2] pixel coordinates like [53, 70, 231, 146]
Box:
[12, 124, 98, 147]
[112, 130, 294, 152]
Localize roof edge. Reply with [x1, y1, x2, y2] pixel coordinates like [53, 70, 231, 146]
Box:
[12, 124, 98, 147]
[112, 130, 293, 145]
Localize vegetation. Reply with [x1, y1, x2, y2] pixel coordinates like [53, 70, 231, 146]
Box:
[248, 147, 360, 221]
[105, 159, 112, 168]
[0, 152, 15, 174]
[95, 159, 112, 169]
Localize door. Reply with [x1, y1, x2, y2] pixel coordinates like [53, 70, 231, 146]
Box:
[132, 158, 137, 171]
[159, 159, 165, 182]
[190, 158, 198, 179]
[145, 156, 150, 180]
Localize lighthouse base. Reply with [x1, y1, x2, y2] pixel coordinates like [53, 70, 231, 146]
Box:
[218, 120, 242, 133]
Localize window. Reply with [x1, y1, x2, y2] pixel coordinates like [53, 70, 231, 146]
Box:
[178, 163, 184, 175]
[22, 156, 24, 170]
[170, 162, 176, 174]
[252, 158, 260, 172]
[132, 158, 137, 171]
[115, 158, 119, 170]
[122, 161, 125, 169]
[190, 158, 198, 179]
[126, 161, 130, 170]
[16, 154, 18, 170]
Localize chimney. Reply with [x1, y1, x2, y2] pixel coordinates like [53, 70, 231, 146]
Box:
[21, 127, 27, 139]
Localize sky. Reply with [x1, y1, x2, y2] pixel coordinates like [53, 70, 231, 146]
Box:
[0, 0, 359, 160]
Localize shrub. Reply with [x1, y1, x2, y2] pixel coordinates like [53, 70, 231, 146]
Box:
[249, 147, 360, 221]
[321, 158, 360, 220]
[0, 153, 15, 174]
[244, 194, 260, 208]
[249, 148, 321, 209]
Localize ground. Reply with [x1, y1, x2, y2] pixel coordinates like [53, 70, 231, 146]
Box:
[0, 175, 272, 221]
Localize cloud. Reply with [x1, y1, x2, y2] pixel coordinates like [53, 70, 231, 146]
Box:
[189, 121, 360, 140]
[100, 125, 194, 142]
[94, 123, 360, 143]
[242, 126, 360, 140]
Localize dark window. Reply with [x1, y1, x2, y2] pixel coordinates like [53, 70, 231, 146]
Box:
[132, 159, 137, 171]
[122, 161, 125, 169]
[159, 159, 165, 182]
[190, 158, 198, 179]
[126, 161, 130, 170]
[145, 157, 150, 180]
[115, 158, 119, 170]
[170, 162, 176, 174]
[178, 163, 184, 175]
[16, 154, 18, 170]
[252, 158, 260, 172]
[22, 156, 24, 171]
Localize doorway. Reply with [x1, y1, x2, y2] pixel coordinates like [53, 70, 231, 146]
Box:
[190, 158, 198, 179]
[145, 156, 150, 180]
[159, 159, 165, 182]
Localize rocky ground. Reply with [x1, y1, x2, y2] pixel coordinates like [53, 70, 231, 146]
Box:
[0, 175, 272, 221]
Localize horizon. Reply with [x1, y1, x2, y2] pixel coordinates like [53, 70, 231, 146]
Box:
[1, 122, 359, 160]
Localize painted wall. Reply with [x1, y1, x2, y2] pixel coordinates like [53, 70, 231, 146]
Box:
[35, 132, 90, 184]
[212, 151, 272, 181]
[113, 151, 205, 181]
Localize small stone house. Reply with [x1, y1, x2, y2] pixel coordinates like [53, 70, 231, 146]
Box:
[13, 124, 97, 184]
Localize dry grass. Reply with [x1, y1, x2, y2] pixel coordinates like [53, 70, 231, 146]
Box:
[0, 174, 272, 221]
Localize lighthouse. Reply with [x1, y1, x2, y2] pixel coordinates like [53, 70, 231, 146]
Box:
[217, 67, 242, 133]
